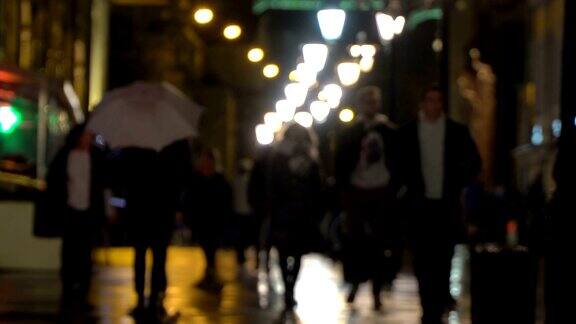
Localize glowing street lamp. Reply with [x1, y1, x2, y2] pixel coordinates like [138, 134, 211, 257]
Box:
[375, 12, 395, 42]
[263, 64, 280, 78]
[193, 8, 214, 25]
[284, 83, 308, 108]
[247, 48, 265, 63]
[321, 84, 343, 108]
[394, 16, 406, 35]
[264, 112, 283, 132]
[350, 44, 362, 58]
[223, 24, 242, 40]
[339, 108, 355, 123]
[296, 63, 317, 87]
[294, 111, 313, 128]
[359, 56, 375, 73]
[302, 44, 329, 72]
[317, 9, 346, 42]
[255, 124, 274, 145]
[276, 99, 296, 122]
[360, 44, 377, 58]
[337, 62, 361, 86]
[310, 101, 331, 123]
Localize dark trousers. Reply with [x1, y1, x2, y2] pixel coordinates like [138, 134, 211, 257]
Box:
[411, 199, 458, 324]
[61, 209, 95, 304]
[133, 236, 169, 307]
[278, 250, 302, 306]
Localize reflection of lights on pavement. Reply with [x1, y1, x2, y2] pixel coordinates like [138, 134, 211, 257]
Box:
[193, 8, 214, 24]
[262, 64, 280, 79]
[223, 24, 242, 40]
[247, 48, 264, 63]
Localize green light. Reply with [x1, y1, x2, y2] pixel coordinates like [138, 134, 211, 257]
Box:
[253, 0, 385, 14]
[0, 105, 22, 134]
[406, 8, 443, 30]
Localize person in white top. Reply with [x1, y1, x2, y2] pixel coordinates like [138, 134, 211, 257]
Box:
[335, 86, 401, 311]
[397, 85, 480, 324]
[46, 124, 105, 310]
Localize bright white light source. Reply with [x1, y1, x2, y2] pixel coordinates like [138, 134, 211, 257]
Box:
[296, 63, 317, 87]
[359, 56, 375, 73]
[394, 16, 406, 35]
[276, 100, 296, 122]
[303, 44, 329, 72]
[294, 111, 313, 128]
[337, 62, 361, 86]
[284, 83, 308, 107]
[350, 45, 362, 58]
[317, 9, 346, 41]
[264, 112, 283, 132]
[322, 84, 343, 108]
[360, 44, 377, 58]
[375, 12, 395, 41]
[310, 101, 331, 123]
[339, 108, 355, 123]
[255, 124, 274, 145]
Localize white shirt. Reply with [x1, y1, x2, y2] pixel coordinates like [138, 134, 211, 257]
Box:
[418, 114, 446, 199]
[351, 128, 390, 189]
[67, 150, 91, 211]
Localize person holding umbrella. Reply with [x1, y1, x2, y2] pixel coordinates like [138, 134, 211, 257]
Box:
[88, 82, 201, 317]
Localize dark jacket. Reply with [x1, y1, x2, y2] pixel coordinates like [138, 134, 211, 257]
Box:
[335, 117, 398, 191]
[396, 118, 481, 203]
[42, 146, 107, 236]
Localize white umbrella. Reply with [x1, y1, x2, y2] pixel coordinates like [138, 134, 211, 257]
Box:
[88, 82, 203, 151]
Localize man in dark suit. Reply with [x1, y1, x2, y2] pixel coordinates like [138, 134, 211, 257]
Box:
[397, 85, 481, 324]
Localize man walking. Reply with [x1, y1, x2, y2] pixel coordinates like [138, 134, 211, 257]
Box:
[397, 85, 481, 323]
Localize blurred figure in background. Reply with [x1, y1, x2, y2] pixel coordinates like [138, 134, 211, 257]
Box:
[233, 158, 257, 268]
[183, 148, 233, 290]
[267, 124, 324, 310]
[46, 124, 106, 311]
[248, 147, 273, 272]
[397, 85, 480, 324]
[335, 86, 401, 311]
[114, 139, 191, 316]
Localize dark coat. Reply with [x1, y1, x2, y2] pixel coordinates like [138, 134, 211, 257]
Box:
[396, 118, 480, 243]
[335, 117, 398, 191]
[42, 146, 107, 236]
[396, 119, 481, 203]
[267, 149, 324, 255]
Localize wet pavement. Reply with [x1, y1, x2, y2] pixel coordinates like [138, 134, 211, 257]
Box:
[0, 247, 472, 323]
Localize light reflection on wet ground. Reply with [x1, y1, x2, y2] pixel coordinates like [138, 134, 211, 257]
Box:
[1, 247, 472, 323]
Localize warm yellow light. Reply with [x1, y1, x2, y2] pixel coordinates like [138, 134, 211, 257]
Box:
[339, 108, 355, 123]
[247, 48, 265, 62]
[193, 8, 213, 24]
[263, 64, 280, 78]
[223, 24, 242, 40]
[288, 70, 299, 82]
